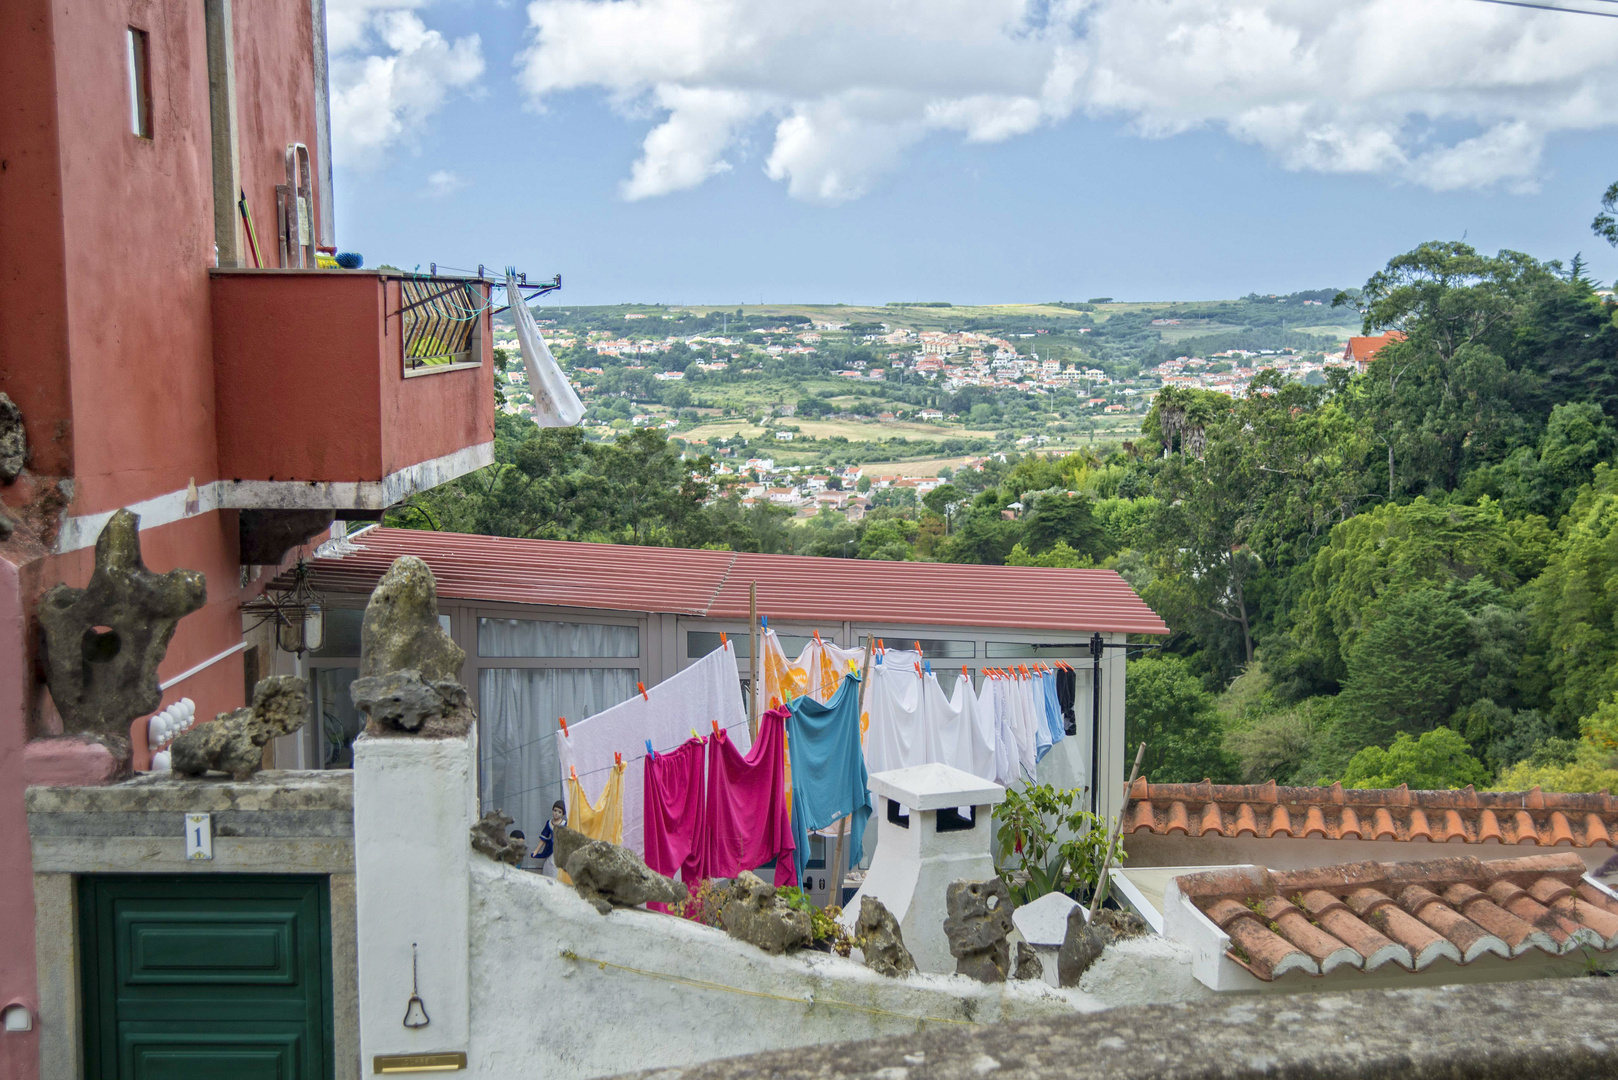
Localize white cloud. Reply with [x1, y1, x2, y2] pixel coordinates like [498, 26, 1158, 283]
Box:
[424, 169, 467, 197]
[517, 0, 1618, 202]
[329, 1, 484, 164]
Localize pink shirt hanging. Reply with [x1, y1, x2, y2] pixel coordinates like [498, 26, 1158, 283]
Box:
[643, 737, 707, 889]
[703, 708, 797, 886]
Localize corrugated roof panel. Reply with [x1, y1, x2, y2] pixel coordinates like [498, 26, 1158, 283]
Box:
[302, 528, 1169, 634]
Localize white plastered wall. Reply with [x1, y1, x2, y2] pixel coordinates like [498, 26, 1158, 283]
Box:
[352, 726, 1129, 1079]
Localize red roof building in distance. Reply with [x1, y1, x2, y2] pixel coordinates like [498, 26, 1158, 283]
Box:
[1342, 330, 1407, 374]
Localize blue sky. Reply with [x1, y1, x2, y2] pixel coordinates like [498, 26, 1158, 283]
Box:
[328, 0, 1618, 306]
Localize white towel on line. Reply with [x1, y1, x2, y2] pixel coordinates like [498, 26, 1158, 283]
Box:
[556, 642, 750, 856]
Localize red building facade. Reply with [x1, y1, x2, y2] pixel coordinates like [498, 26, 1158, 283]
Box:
[0, 1, 494, 1073]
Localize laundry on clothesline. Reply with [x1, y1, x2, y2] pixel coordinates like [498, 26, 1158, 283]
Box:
[785, 674, 871, 884]
[701, 707, 797, 886]
[558, 641, 751, 857]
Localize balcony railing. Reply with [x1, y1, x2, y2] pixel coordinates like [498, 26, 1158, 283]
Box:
[397, 276, 487, 372]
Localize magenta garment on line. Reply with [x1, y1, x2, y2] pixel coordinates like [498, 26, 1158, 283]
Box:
[642, 738, 707, 889]
[703, 709, 797, 886]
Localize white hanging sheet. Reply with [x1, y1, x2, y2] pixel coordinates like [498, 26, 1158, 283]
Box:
[556, 642, 750, 856]
[506, 268, 584, 427]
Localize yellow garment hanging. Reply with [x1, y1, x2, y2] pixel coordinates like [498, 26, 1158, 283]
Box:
[567, 760, 626, 845]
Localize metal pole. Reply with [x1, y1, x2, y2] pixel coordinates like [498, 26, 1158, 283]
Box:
[1089, 631, 1104, 817]
[830, 642, 875, 908]
[1088, 742, 1146, 920]
[749, 581, 759, 741]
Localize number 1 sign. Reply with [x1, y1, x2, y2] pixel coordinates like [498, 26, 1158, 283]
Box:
[185, 812, 213, 860]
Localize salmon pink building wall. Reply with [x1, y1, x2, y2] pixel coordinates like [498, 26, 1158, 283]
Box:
[0, 1, 337, 1075]
[233, 0, 322, 263]
[380, 280, 496, 477]
[53, 0, 220, 518]
[212, 271, 495, 483]
[212, 271, 386, 481]
[0, 0, 74, 485]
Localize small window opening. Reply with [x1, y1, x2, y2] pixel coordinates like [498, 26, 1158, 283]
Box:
[886, 799, 910, 829]
[127, 28, 152, 139]
[936, 805, 977, 833]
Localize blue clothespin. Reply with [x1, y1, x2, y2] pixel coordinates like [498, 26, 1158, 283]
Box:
[645, 739, 655, 757]
[924, 659, 932, 675]
[761, 615, 768, 628]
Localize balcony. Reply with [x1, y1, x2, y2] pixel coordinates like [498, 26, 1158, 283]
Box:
[210, 269, 496, 514]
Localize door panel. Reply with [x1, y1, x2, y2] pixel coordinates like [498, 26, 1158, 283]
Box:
[81, 875, 334, 1080]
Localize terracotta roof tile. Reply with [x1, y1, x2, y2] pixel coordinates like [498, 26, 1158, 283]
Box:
[1128, 779, 1618, 850]
[1173, 853, 1618, 981]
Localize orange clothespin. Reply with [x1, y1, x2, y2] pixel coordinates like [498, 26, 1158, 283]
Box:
[638, 682, 649, 700]
[914, 640, 922, 655]
[1019, 664, 1030, 678]
[770, 696, 782, 710]
[813, 629, 821, 643]
[720, 632, 727, 647]
[962, 665, 969, 679]
[559, 717, 569, 737]
[877, 638, 885, 652]
[569, 765, 577, 781]
[914, 661, 922, 677]
[712, 720, 721, 737]
[614, 752, 623, 767]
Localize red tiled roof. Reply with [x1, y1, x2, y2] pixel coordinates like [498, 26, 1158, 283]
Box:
[1344, 330, 1406, 363]
[1174, 853, 1618, 981]
[1127, 778, 1618, 848]
[302, 528, 1169, 634]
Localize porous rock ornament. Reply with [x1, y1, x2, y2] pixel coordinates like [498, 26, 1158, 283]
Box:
[38, 509, 206, 738]
[719, 872, 813, 954]
[943, 878, 1015, 983]
[470, 810, 527, 866]
[855, 895, 917, 977]
[348, 556, 474, 737]
[169, 675, 310, 780]
[550, 825, 687, 915]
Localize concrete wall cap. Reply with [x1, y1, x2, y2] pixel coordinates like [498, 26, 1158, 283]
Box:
[868, 763, 1005, 810]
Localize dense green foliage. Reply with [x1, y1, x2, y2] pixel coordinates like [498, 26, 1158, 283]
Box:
[402, 196, 1618, 792]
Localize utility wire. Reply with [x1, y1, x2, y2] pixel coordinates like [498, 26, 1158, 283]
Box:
[1465, 0, 1618, 17]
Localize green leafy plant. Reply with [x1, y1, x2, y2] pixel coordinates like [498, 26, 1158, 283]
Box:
[777, 887, 859, 955]
[992, 783, 1124, 905]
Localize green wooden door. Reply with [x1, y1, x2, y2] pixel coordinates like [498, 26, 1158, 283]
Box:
[79, 875, 335, 1080]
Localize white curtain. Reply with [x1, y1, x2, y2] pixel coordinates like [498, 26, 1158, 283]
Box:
[478, 618, 638, 658]
[479, 667, 640, 840]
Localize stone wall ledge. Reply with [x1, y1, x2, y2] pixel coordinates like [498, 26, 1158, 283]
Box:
[25, 768, 352, 813]
[612, 978, 1618, 1080]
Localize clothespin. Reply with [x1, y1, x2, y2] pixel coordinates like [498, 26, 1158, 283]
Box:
[770, 696, 781, 710]
[559, 717, 569, 737]
[1019, 664, 1030, 678]
[720, 632, 727, 647]
[614, 752, 623, 767]
[914, 661, 922, 677]
[638, 682, 649, 701]
[569, 765, 577, 781]
[877, 638, 885, 652]
[813, 629, 821, 643]
[762, 615, 768, 628]
[711, 720, 721, 737]
[645, 739, 655, 757]
[962, 665, 969, 679]
[924, 659, 932, 675]
[914, 640, 922, 655]
[691, 727, 700, 739]
[848, 658, 859, 674]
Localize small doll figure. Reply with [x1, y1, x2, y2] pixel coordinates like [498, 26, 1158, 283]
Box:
[534, 799, 567, 878]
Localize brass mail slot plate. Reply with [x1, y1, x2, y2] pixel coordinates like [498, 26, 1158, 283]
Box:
[374, 1051, 467, 1073]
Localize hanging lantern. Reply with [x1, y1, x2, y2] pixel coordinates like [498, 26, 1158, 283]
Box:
[243, 558, 327, 657]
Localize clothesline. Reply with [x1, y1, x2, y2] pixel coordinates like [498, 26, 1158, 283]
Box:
[498, 717, 759, 807]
